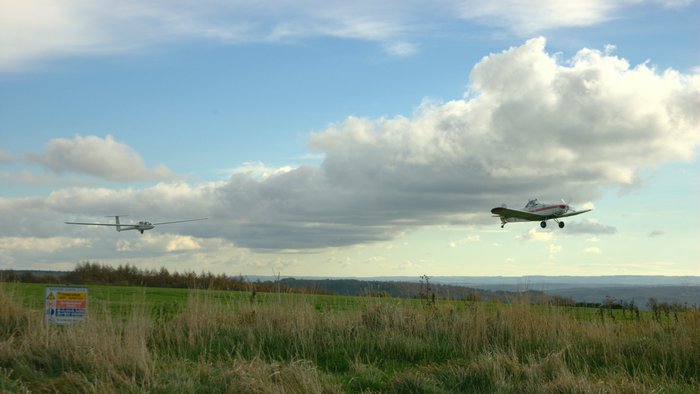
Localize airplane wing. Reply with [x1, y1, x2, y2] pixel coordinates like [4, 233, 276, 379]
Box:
[554, 209, 592, 218]
[65, 222, 138, 230]
[152, 218, 208, 226]
[65, 222, 123, 226]
[490, 207, 543, 221]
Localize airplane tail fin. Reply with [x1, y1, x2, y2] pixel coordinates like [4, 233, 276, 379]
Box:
[106, 215, 125, 231]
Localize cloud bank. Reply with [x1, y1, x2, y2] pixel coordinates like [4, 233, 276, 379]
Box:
[3, 38, 698, 253]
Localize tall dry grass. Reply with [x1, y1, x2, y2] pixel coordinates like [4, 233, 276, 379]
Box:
[0, 287, 153, 392]
[1, 284, 698, 393]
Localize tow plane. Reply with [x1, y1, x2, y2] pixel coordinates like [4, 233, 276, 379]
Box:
[65, 216, 207, 234]
[490, 199, 591, 229]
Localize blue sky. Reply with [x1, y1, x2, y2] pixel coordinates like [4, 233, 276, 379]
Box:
[1, 0, 698, 277]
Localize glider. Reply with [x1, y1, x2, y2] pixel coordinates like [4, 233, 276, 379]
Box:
[65, 215, 207, 234]
[491, 199, 591, 229]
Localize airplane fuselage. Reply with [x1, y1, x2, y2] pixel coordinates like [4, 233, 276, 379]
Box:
[526, 203, 568, 217]
[118, 221, 155, 234]
[500, 202, 565, 224]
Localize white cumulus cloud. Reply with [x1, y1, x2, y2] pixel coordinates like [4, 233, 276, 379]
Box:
[448, 235, 480, 248]
[0, 149, 15, 164]
[166, 235, 201, 252]
[548, 243, 562, 255]
[0, 236, 90, 252]
[565, 220, 617, 235]
[518, 229, 554, 242]
[226, 161, 296, 181]
[29, 134, 176, 182]
[585, 246, 602, 254]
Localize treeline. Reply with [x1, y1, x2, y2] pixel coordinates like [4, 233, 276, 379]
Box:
[65, 262, 254, 291]
[1, 262, 287, 293]
[0, 270, 65, 284]
[279, 277, 516, 302]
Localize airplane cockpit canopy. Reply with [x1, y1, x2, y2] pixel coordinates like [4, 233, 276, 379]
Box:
[525, 199, 538, 209]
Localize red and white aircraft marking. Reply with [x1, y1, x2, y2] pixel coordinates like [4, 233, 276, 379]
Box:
[490, 199, 591, 229]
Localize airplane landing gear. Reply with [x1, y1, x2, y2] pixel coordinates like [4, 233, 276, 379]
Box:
[540, 221, 547, 228]
[558, 221, 565, 229]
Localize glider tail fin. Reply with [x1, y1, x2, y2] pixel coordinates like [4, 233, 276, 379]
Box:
[106, 215, 124, 231]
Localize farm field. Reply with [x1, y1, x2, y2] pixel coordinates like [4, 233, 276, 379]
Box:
[1, 282, 698, 393]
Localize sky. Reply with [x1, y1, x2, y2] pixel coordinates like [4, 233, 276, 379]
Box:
[1, 0, 699, 278]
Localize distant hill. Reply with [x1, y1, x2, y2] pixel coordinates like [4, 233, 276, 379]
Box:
[250, 275, 700, 288]
[278, 277, 545, 303]
[423, 276, 700, 309]
[258, 275, 700, 309]
[346, 275, 699, 288]
[541, 286, 699, 309]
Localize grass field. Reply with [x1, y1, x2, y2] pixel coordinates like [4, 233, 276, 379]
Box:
[1, 282, 698, 393]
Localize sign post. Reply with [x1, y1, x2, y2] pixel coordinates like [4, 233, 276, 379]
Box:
[45, 287, 88, 324]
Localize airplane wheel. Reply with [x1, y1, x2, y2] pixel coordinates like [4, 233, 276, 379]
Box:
[558, 222, 565, 229]
[540, 221, 546, 228]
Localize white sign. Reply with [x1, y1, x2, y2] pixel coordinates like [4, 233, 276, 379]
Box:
[45, 287, 88, 324]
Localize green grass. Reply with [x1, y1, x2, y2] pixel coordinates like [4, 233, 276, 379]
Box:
[6, 282, 399, 317]
[1, 281, 698, 393]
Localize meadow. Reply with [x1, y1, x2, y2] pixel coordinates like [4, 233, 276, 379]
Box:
[1, 282, 698, 393]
